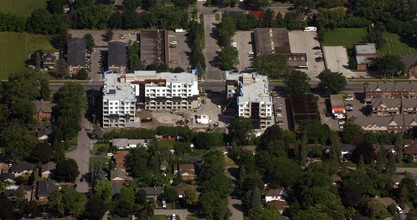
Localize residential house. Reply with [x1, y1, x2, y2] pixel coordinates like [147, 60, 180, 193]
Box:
[173, 163, 196, 181]
[364, 82, 417, 101]
[10, 163, 34, 178]
[351, 114, 417, 133]
[37, 180, 56, 201]
[160, 160, 168, 171]
[110, 168, 132, 184]
[112, 183, 123, 196]
[371, 98, 401, 116]
[355, 43, 377, 71]
[140, 186, 163, 202]
[40, 162, 56, 179]
[0, 162, 10, 174]
[401, 98, 417, 114]
[108, 41, 127, 74]
[37, 124, 52, 143]
[111, 138, 149, 150]
[32, 100, 54, 122]
[4, 189, 18, 201]
[67, 38, 86, 75]
[1, 173, 15, 183]
[42, 53, 57, 70]
[264, 188, 285, 203]
[176, 185, 198, 199]
[404, 140, 417, 162]
[401, 56, 417, 77]
[266, 200, 288, 214]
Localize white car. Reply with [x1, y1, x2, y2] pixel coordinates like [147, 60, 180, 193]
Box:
[276, 113, 282, 117]
[344, 95, 354, 101]
[248, 51, 255, 55]
[106, 153, 114, 157]
[231, 42, 238, 47]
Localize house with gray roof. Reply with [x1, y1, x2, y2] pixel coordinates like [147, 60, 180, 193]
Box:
[108, 41, 127, 74]
[10, 163, 34, 177]
[364, 82, 417, 101]
[40, 162, 56, 179]
[110, 168, 132, 184]
[138, 186, 163, 201]
[111, 138, 149, 150]
[36, 180, 56, 201]
[67, 38, 86, 75]
[371, 98, 401, 116]
[351, 114, 417, 133]
[354, 43, 377, 71]
[401, 56, 417, 77]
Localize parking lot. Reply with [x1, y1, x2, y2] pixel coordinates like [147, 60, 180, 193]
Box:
[323, 46, 355, 78]
[167, 31, 191, 70]
[345, 93, 367, 119]
[233, 31, 254, 71]
[288, 31, 325, 81]
[273, 97, 289, 130]
[69, 30, 139, 47]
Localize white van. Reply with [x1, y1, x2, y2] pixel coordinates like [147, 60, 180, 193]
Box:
[175, 28, 185, 33]
[304, 26, 317, 32]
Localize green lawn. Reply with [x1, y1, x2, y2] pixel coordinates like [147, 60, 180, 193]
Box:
[89, 157, 110, 171]
[151, 215, 166, 220]
[0, 32, 55, 80]
[323, 28, 367, 48]
[379, 32, 417, 56]
[159, 140, 176, 148]
[0, 0, 47, 17]
[93, 143, 110, 154]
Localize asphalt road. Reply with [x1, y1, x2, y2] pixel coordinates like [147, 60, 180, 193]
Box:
[203, 14, 222, 80]
[65, 117, 92, 193]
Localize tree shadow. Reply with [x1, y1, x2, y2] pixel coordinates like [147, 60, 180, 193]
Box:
[400, 34, 417, 50]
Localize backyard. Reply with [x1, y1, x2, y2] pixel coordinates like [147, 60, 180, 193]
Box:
[323, 28, 417, 57]
[0, 32, 55, 80]
[0, 0, 47, 17]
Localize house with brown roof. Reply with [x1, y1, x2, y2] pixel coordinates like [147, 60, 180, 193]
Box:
[364, 82, 417, 101]
[401, 56, 417, 77]
[404, 140, 417, 162]
[139, 186, 163, 202]
[266, 200, 288, 214]
[110, 168, 132, 184]
[173, 163, 196, 181]
[264, 188, 285, 203]
[176, 184, 198, 199]
[33, 100, 54, 122]
[40, 162, 56, 179]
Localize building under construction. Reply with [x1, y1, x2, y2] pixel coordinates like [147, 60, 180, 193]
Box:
[226, 72, 274, 130]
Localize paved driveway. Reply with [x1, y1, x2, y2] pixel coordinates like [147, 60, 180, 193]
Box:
[203, 14, 222, 80]
[90, 48, 102, 82]
[225, 166, 244, 220]
[65, 117, 92, 193]
[154, 209, 190, 220]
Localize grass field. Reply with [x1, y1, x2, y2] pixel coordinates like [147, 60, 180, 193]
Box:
[151, 215, 166, 220]
[323, 28, 367, 48]
[0, 32, 55, 80]
[323, 28, 417, 57]
[379, 33, 417, 56]
[0, 0, 47, 17]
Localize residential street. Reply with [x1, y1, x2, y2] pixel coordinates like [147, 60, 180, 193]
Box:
[153, 209, 190, 220]
[65, 117, 92, 193]
[225, 165, 244, 220]
[203, 14, 222, 80]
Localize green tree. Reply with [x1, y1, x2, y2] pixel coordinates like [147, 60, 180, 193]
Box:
[128, 42, 140, 71]
[250, 186, 262, 211]
[9, 97, 36, 125]
[83, 33, 95, 53]
[269, 157, 302, 188]
[74, 68, 89, 80]
[47, 0, 66, 14]
[112, 200, 136, 217]
[55, 159, 80, 182]
[0, 121, 38, 161]
[342, 170, 374, 207]
[378, 55, 406, 77]
[62, 187, 87, 217]
[236, 14, 259, 30]
[386, 152, 396, 174]
[259, 9, 276, 28]
[364, 198, 388, 218]
[253, 54, 288, 79]
[395, 134, 404, 162]
[83, 196, 106, 219]
[28, 143, 52, 163]
[185, 185, 199, 206]
[293, 208, 332, 220]
[103, 28, 114, 42]
[228, 117, 254, 146]
[249, 204, 280, 220]
[342, 122, 364, 144]
[48, 190, 64, 215]
[119, 186, 136, 204]
[363, 26, 385, 49]
[217, 44, 239, 70]
[25, 9, 58, 34]
[39, 77, 51, 100]
[163, 187, 178, 203]
[51, 25, 69, 50]
[318, 70, 347, 94]
[216, 14, 236, 46]
[284, 70, 310, 94]
[200, 191, 230, 219]
[93, 179, 112, 200]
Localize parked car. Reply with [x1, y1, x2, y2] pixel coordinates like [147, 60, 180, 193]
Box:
[106, 153, 114, 157]
[344, 95, 354, 101]
[276, 113, 282, 117]
[95, 152, 103, 156]
[345, 104, 353, 111]
[314, 52, 323, 55]
[313, 46, 321, 50]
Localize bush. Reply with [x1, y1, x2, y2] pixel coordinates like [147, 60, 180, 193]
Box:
[74, 68, 89, 80]
[192, 132, 224, 149]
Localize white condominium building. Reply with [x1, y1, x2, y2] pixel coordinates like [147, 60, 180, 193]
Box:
[102, 71, 199, 128]
[226, 73, 274, 130]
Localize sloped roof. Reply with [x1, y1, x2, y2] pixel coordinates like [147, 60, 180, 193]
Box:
[41, 162, 56, 173]
[371, 98, 401, 109]
[10, 163, 34, 173]
[401, 56, 417, 71]
[355, 43, 376, 54]
[265, 188, 283, 197]
[37, 180, 56, 197]
[140, 186, 162, 196]
[108, 41, 127, 67]
[67, 38, 86, 66]
[33, 100, 54, 113]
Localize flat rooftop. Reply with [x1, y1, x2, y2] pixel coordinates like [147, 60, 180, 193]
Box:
[103, 73, 136, 101]
[227, 73, 272, 104]
[330, 94, 344, 108]
[254, 28, 291, 56]
[127, 71, 198, 85]
[290, 94, 319, 126]
[139, 30, 169, 65]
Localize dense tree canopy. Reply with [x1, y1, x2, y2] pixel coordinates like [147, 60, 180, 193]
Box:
[217, 44, 239, 70]
[318, 70, 347, 94]
[253, 54, 289, 79]
[284, 70, 311, 94]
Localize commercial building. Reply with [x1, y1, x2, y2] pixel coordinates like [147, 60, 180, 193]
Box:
[108, 41, 127, 74]
[67, 38, 86, 75]
[102, 71, 199, 128]
[253, 28, 307, 68]
[226, 72, 274, 130]
[139, 29, 169, 66]
[355, 43, 377, 71]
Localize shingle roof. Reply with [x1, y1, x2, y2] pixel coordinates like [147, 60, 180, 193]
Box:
[41, 162, 56, 173]
[108, 41, 127, 67]
[67, 38, 86, 66]
[32, 100, 54, 113]
[401, 56, 417, 71]
[371, 98, 401, 109]
[365, 82, 417, 92]
[265, 188, 283, 197]
[10, 163, 34, 173]
[110, 168, 131, 181]
[140, 186, 162, 196]
[37, 180, 56, 197]
[1, 173, 15, 182]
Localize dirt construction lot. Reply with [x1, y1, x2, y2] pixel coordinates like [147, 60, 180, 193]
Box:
[289, 31, 325, 81]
